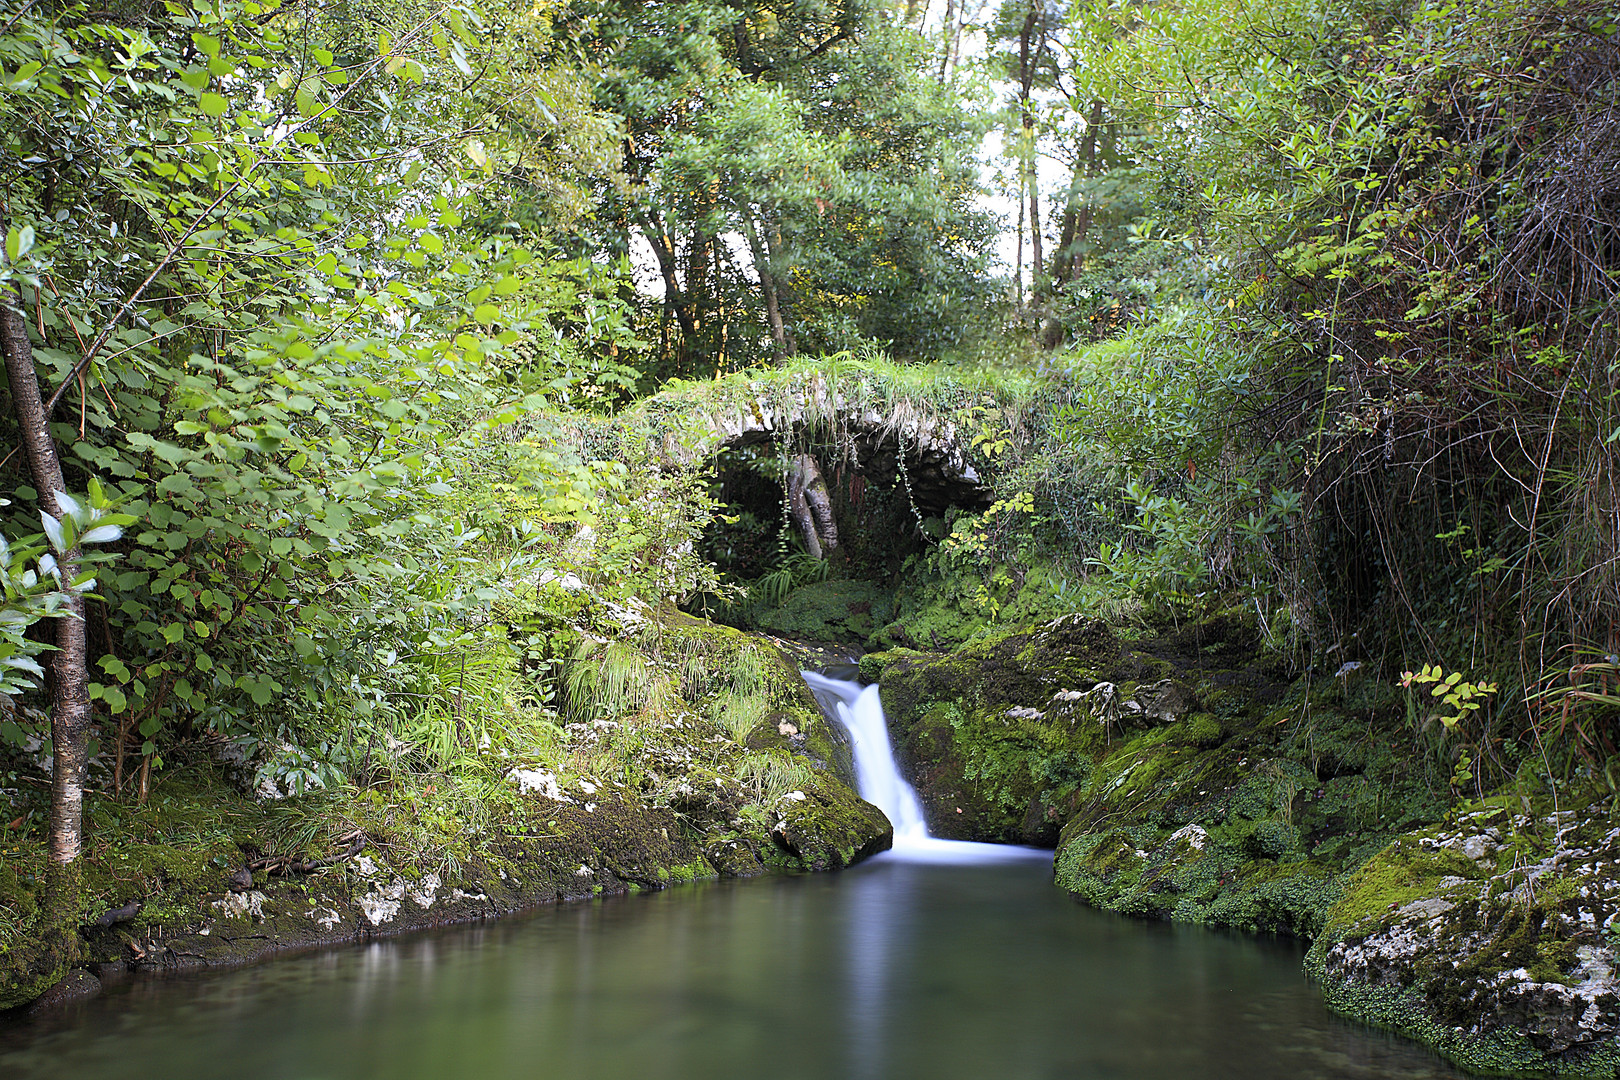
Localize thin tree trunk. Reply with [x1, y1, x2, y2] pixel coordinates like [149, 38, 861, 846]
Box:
[1053, 100, 1103, 287]
[1029, 163, 1043, 292]
[907, 0, 928, 34]
[1013, 182, 1025, 308]
[766, 223, 797, 357]
[637, 208, 697, 343]
[1, 278, 90, 866]
[741, 213, 789, 361]
[1018, 3, 1042, 294]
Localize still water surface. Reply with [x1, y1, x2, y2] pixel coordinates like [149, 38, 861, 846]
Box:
[0, 854, 1469, 1080]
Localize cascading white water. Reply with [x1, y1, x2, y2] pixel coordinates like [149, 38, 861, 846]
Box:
[802, 670, 1044, 864]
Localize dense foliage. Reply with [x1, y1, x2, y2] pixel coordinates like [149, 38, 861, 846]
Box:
[1, 0, 1615, 905]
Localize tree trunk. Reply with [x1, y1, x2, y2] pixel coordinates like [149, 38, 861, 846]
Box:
[1013, 181, 1025, 308]
[638, 207, 697, 344]
[1028, 162, 1043, 292]
[1053, 100, 1103, 287]
[741, 213, 789, 361]
[787, 453, 838, 558]
[1018, 3, 1042, 294]
[1, 278, 90, 866]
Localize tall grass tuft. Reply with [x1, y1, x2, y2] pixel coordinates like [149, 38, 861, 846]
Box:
[715, 691, 770, 745]
[736, 753, 813, 804]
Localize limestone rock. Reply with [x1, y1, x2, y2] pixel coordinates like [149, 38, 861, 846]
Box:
[1312, 806, 1620, 1073]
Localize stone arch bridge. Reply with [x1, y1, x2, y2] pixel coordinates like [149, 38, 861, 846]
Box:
[639, 371, 1001, 558]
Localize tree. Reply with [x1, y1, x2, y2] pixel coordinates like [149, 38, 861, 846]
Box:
[986, 0, 1059, 309]
[0, 0, 624, 851]
[584, 0, 995, 372]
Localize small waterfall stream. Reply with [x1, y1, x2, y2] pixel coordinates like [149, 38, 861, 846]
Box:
[802, 670, 1044, 864]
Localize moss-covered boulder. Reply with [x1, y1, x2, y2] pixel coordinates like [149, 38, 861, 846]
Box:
[1052, 667, 1454, 938]
[872, 609, 1451, 938]
[769, 775, 893, 871]
[755, 579, 895, 645]
[1307, 800, 1620, 1077]
[874, 617, 1154, 845]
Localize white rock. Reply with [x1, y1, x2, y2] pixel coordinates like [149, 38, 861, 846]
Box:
[408, 872, 440, 909]
[510, 768, 566, 800]
[212, 890, 268, 921]
[1169, 824, 1210, 851]
[359, 879, 407, 925]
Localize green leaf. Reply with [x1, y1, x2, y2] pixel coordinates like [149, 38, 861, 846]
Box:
[39, 512, 65, 552]
[5, 225, 34, 262]
[199, 92, 228, 117]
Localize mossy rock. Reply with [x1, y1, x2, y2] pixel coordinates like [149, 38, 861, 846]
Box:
[768, 775, 893, 871]
[755, 579, 895, 645]
[874, 617, 1148, 845]
[657, 606, 859, 791]
[0, 863, 78, 1010]
[1041, 626, 1455, 939]
[1306, 800, 1620, 1076]
[880, 616, 1140, 726]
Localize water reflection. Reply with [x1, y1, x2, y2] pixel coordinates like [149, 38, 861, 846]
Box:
[0, 859, 1473, 1080]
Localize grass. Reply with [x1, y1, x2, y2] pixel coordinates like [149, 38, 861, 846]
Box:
[735, 753, 814, 804]
[715, 691, 770, 745]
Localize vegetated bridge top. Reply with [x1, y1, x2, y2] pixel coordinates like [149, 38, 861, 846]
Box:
[630, 359, 1023, 514]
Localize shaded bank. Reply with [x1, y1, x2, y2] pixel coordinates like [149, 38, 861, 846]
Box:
[865, 613, 1619, 1076]
[1, 614, 892, 1011]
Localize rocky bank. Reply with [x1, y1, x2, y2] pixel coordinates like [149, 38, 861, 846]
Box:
[0, 614, 892, 1012]
[867, 612, 1617, 1077]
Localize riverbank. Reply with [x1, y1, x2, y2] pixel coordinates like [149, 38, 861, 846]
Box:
[863, 611, 1620, 1078]
[1, 613, 893, 1012]
[2, 855, 1477, 1080]
[9, 600, 1617, 1077]
[2, 760, 891, 1013]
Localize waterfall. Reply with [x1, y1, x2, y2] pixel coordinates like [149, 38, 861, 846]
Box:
[802, 671, 1044, 864]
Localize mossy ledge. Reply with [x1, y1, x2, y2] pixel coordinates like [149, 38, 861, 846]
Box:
[1, 618, 891, 1012]
[875, 611, 1620, 1076]
[1305, 801, 1620, 1076]
[1, 775, 890, 1014]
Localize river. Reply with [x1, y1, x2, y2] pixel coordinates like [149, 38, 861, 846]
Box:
[0, 673, 1471, 1079]
[0, 853, 1468, 1079]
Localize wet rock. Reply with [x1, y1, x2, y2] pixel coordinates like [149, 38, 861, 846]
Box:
[768, 777, 893, 872]
[1311, 805, 1620, 1075]
[1121, 679, 1197, 728]
[24, 969, 100, 1013]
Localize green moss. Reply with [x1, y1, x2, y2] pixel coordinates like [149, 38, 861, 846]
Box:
[0, 862, 79, 1010]
[1320, 835, 1479, 939]
[1182, 713, 1223, 747]
[756, 579, 895, 644]
[1307, 945, 1620, 1077]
